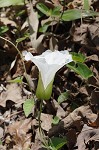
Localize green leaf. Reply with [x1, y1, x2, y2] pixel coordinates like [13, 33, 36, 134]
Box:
[23, 98, 35, 117]
[37, 11, 44, 19]
[52, 116, 60, 125]
[0, 0, 24, 7]
[0, 139, 2, 145]
[8, 76, 23, 83]
[62, 9, 98, 21]
[15, 10, 25, 17]
[0, 26, 9, 35]
[84, 0, 90, 11]
[71, 52, 86, 63]
[39, 24, 49, 33]
[67, 62, 93, 79]
[16, 33, 30, 44]
[36, 3, 50, 16]
[82, 10, 99, 18]
[62, 9, 82, 21]
[52, 6, 61, 17]
[39, 19, 53, 33]
[50, 137, 67, 150]
[58, 91, 69, 104]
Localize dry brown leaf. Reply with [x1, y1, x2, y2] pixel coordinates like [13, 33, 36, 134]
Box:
[41, 113, 53, 131]
[66, 129, 77, 149]
[76, 124, 99, 150]
[31, 139, 44, 150]
[79, 86, 89, 96]
[24, 73, 36, 92]
[48, 105, 97, 137]
[34, 128, 47, 149]
[49, 36, 58, 51]
[63, 105, 97, 128]
[51, 0, 61, 6]
[0, 127, 4, 138]
[28, 2, 38, 41]
[33, 34, 45, 54]
[91, 89, 99, 105]
[0, 83, 24, 107]
[0, 145, 6, 150]
[8, 119, 32, 150]
[87, 54, 99, 62]
[52, 99, 66, 119]
[72, 23, 88, 44]
[0, 17, 17, 27]
[88, 76, 99, 87]
[28, 1, 45, 53]
[88, 113, 99, 128]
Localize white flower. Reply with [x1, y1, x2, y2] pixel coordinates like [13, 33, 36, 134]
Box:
[23, 50, 72, 89]
[23, 50, 72, 100]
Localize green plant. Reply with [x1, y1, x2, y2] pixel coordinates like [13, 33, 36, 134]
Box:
[23, 98, 35, 117]
[52, 116, 60, 125]
[0, 1, 96, 149]
[0, 26, 9, 35]
[36, 2, 99, 33]
[58, 91, 70, 104]
[0, 0, 24, 7]
[48, 137, 67, 150]
[67, 52, 93, 79]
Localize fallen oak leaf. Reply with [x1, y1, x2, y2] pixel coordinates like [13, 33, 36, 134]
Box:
[91, 89, 99, 105]
[27, 1, 45, 53]
[48, 105, 97, 137]
[41, 113, 53, 131]
[0, 17, 17, 27]
[88, 114, 99, 128]
[0, 83, 25, 107]
[76, 124, 99, 150]
[52, 99, 66, 119]
[8, 119, 32, 150]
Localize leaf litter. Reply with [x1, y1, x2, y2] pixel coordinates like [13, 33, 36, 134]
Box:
[0, 0, 99, 149]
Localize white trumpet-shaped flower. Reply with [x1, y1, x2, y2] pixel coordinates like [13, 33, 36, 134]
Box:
[23, 50, 72, 100]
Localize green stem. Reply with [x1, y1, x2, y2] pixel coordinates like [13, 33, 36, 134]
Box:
[38, 100, 50, 149]
[38, 100, 43, 133]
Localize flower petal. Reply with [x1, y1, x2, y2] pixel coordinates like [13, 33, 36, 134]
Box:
[23, 50, 73, 89]
[45, 50, 72, 65]
[23, 51, 34, 61]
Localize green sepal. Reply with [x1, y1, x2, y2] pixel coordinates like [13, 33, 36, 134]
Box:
[36, 73, 54, 100]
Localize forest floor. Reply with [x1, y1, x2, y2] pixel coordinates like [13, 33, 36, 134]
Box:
[0, 0, 99, 150]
